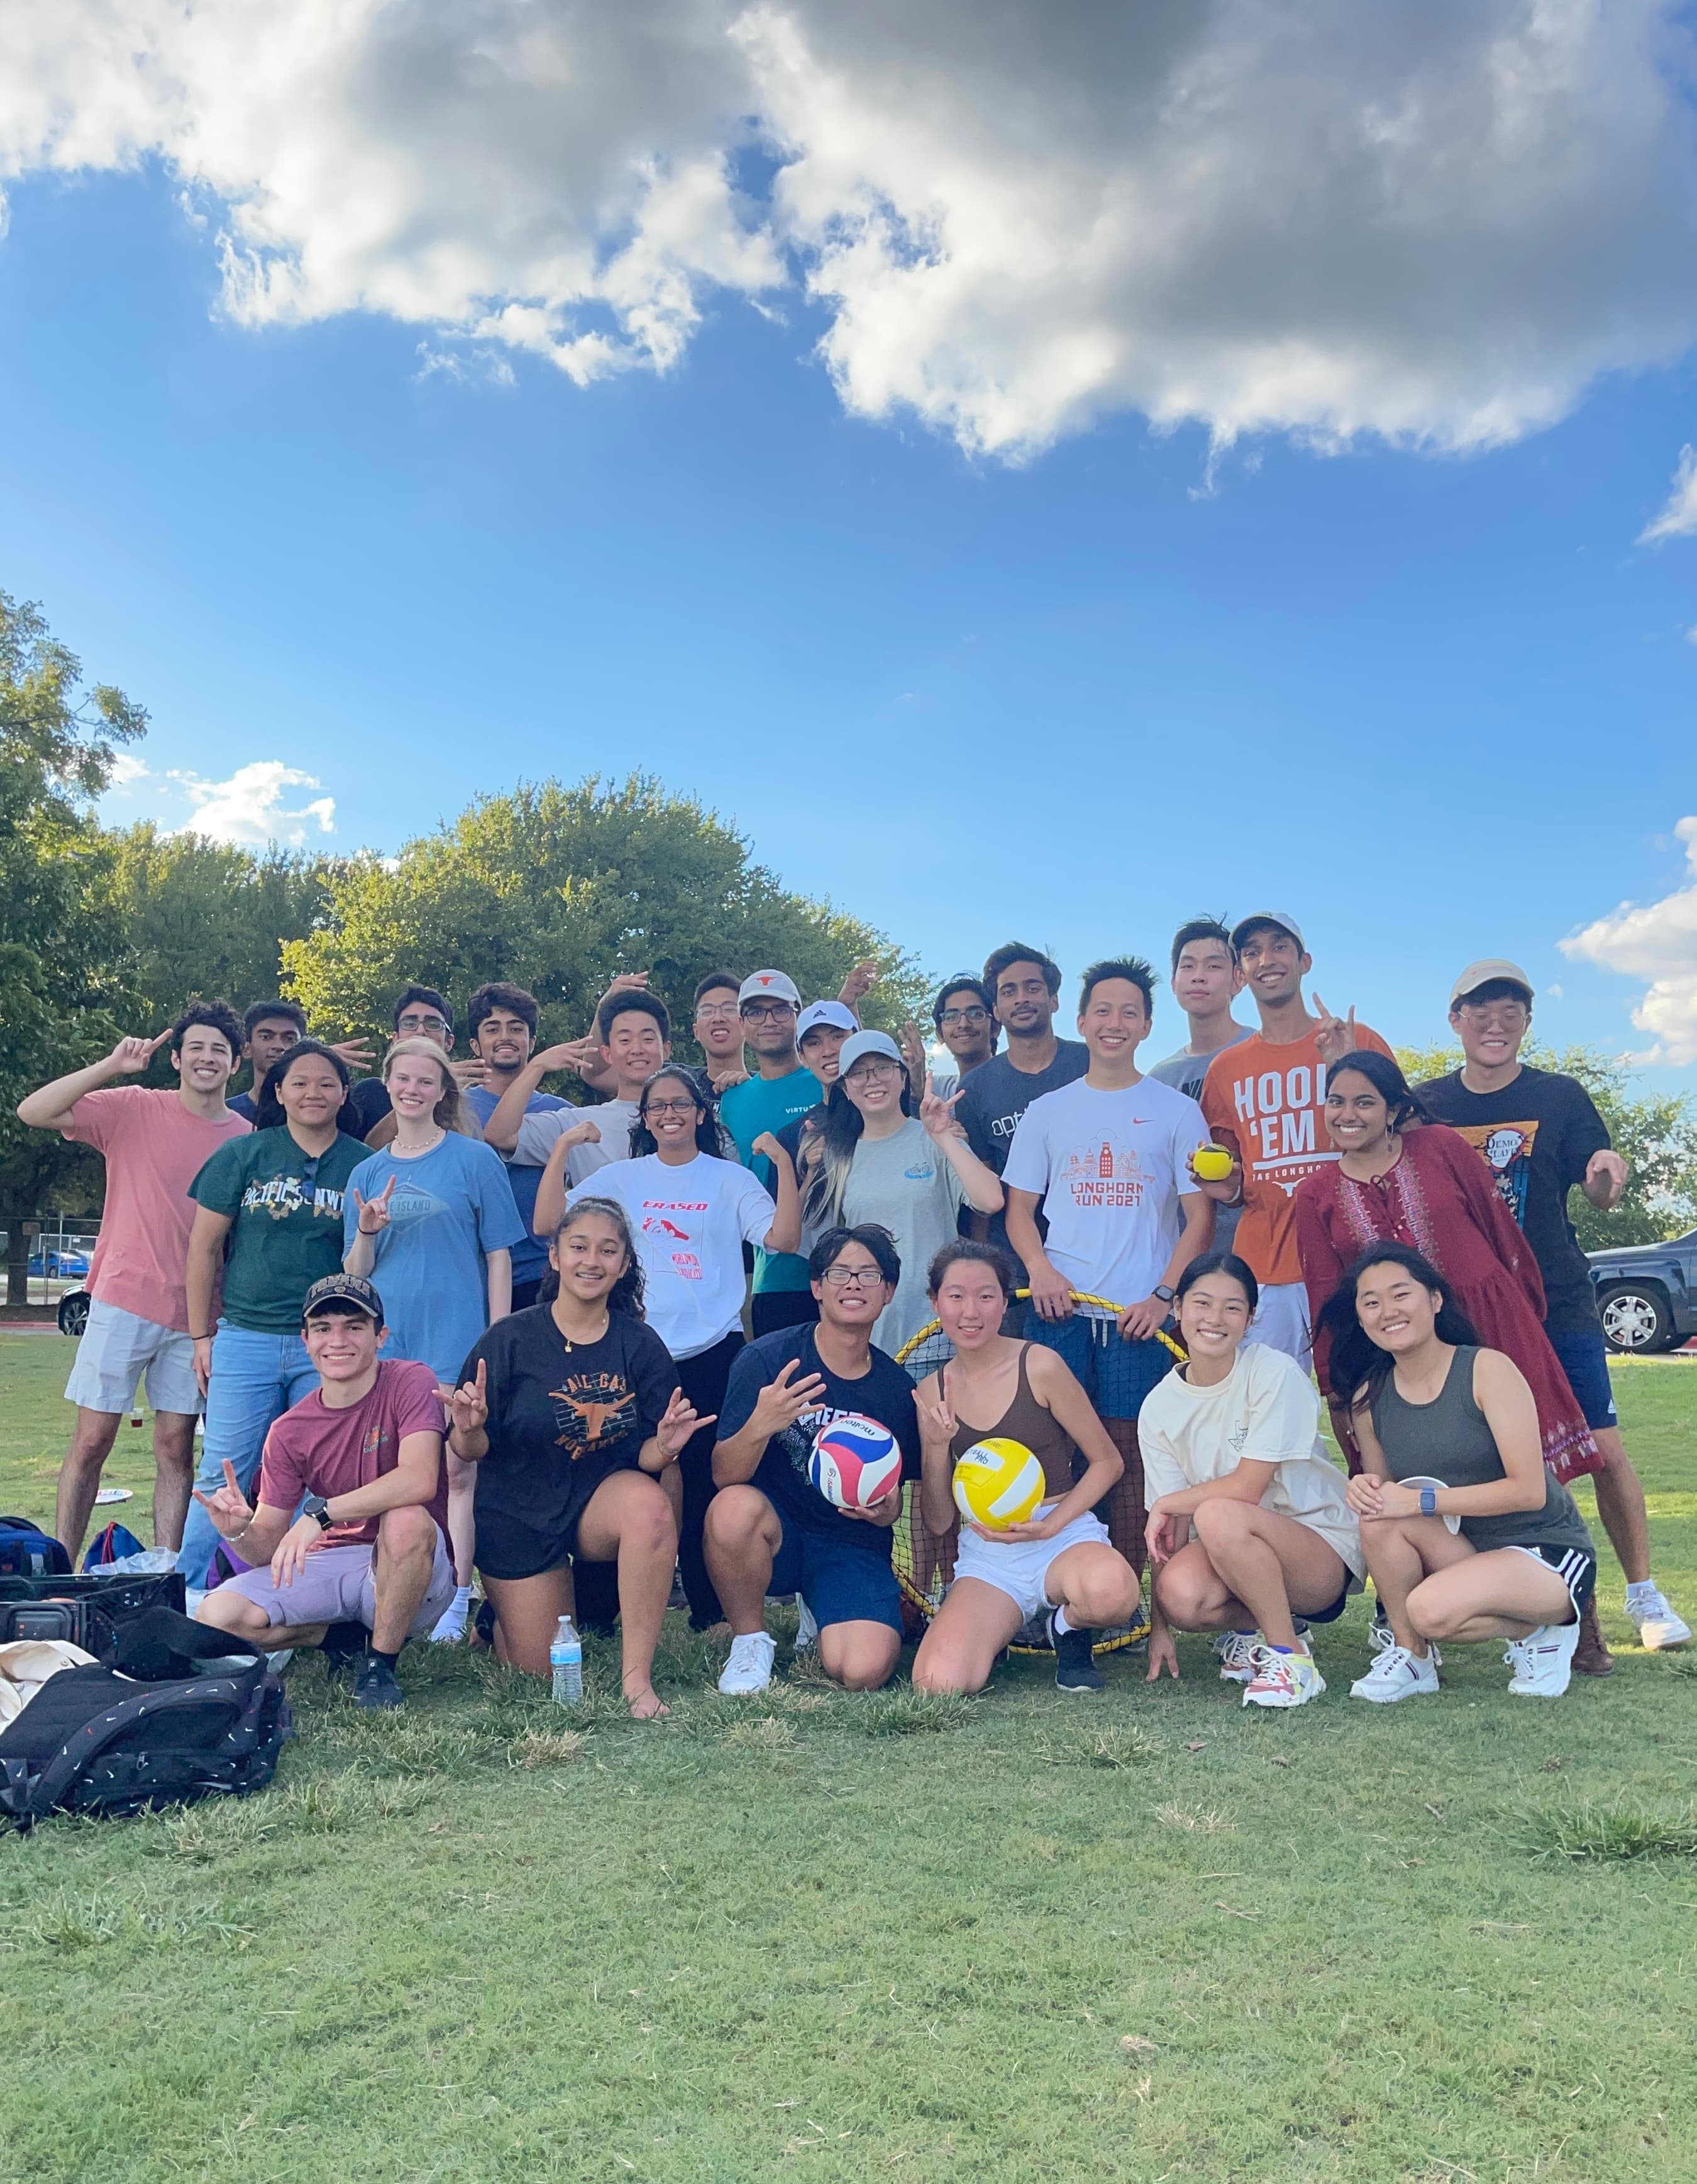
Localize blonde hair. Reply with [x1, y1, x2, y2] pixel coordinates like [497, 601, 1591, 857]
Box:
[382, 1035, 473, 1134]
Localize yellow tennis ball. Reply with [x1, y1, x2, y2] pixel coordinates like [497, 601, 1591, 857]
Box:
[1192, 1145, 1234, 1181]
[952, 1438, 1045, 1530]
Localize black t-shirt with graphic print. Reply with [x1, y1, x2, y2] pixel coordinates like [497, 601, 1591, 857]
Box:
[1415, 1065, 1611, 1337]
[460, 1304, 679, 1541]
[717, 1324, 920, 1551]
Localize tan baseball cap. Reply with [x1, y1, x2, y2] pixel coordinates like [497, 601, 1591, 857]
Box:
[1449, 958, 1534, 1006]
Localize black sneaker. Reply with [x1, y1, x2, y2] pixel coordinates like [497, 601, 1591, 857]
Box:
[320, 1621, 368, 1679]
[353, 1655, 404, 1710]
[1052, 1619, 1105, 1693]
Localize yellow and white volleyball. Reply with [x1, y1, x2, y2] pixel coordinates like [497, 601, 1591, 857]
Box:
[1192, 1145, 1235, 1182]
[952, 1438, 1045, 1530]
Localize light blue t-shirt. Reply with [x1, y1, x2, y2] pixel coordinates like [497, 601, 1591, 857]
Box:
[462, 1083, 567, 1289]
[719, 1067, 822, 1295]
[343, 1134, 528, 1381]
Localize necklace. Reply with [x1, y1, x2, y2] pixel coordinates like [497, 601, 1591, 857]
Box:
[556, 1310, 611, 1354]
[396, 1125, 446, 1156]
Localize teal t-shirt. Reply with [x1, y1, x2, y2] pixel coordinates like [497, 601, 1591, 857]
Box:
[189, 1126, 367, 1333]
[719, 1067, 821, 1293]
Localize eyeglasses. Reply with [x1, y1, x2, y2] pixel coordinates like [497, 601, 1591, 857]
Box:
[846, 1060, 901, 1084]
[695, 1003, 739, 1023]
[397, 1014, 449, 1036]
[1459, 1001, 1528, 1026]
[643, 1099, 699, 1117]
[741, 1002, 796, 1023]
[821, 1265, 887, 1289]
[939, 1006, 988, 1028]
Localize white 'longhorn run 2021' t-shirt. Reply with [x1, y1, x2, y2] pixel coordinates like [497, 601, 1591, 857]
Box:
[1001, 1075, 1208, 1309]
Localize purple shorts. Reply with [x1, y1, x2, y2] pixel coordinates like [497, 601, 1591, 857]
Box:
[219, 1531, 455, 1638]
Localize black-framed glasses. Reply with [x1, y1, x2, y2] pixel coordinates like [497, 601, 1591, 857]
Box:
[821, 1264, 887, 1289]
[741, 1001, 797, 1023]
[643, 1098, 699, 1117]
[397, 1013, 450, 1036]
[939, 1006, 988, 1027]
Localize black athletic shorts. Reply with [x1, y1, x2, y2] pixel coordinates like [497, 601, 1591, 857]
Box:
[473, 1455, 640, 1582]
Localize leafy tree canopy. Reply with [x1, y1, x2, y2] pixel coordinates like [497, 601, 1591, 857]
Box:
[284, 777, 926, 1066]
[1398, 1040, 1697, 1249]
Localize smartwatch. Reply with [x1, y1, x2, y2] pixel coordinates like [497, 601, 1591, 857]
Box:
[302, 1493, 334, 1529]
[1153, 1284, 1176, 1304]
[1418, 1485, 1437, 1518]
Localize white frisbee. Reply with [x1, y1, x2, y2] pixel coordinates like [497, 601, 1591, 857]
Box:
[1401, 1475, 1461, 1534]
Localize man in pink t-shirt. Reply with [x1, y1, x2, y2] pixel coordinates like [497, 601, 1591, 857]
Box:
[193, 1274, 451, 1710]
[15, 1004, 249, 1558]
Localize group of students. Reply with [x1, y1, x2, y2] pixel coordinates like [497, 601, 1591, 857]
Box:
[16, 912, 1686, 1717]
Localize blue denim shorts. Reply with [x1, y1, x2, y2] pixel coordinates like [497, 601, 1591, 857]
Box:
[1547, 1325, 1618, 1431]
[1022, 1308, 1174, 1421]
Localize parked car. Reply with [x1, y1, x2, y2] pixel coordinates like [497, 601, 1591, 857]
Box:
[1587, 1229, 1697, 1354]
[57, 1286, 91, 1338]
[28, 1245, 91, 1279]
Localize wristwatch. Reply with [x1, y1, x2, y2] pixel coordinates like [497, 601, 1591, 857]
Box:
[1418, 1485, 1437, 1518]
[1153, 1284, 1176, 1304]
[301, 1493, 334, 1529]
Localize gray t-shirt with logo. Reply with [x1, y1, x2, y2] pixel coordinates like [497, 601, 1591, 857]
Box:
[1147, 1028, 1253, 1253]
[840, 1118, 966, 1354]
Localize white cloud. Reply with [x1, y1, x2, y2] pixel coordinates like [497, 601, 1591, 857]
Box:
[1561, 816, 1697, 1065]
[3, 4, 1697, 457]
[1639, 445, 1697, 541]
[169, 762, 336, 848]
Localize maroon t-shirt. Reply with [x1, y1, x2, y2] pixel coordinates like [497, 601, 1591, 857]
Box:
[257, 1360, 448, 1548]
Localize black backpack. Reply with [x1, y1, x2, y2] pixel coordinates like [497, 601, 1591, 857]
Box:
[0, 1606, 291, 1829]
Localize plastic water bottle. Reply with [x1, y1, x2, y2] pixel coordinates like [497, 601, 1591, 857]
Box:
[550, 1614, 583, 1705]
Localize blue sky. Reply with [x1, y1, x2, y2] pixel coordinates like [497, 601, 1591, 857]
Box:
[3, 21, 1696, 1082]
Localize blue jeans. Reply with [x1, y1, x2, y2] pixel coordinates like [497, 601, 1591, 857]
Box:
[175, 1322, 319, 1582]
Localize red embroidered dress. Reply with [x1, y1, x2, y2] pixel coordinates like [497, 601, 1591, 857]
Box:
[1294, 1122, 1601, 1482]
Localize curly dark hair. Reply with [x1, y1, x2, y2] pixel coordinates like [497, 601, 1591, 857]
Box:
[169, 1000, 243, 1060]
[551, 1194, 648, 1320]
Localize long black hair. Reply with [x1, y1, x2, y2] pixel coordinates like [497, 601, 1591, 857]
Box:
[1174, 1249, 1261, 1320]
[255, 1039, 352, 1129]
[927, 1237, 1017, 1300]
[1317, 1243, 1481, 1413]
[1322, 1049, 1434, 1134]
[800, 1063, 916, 1231]
[630, 1066, 719, 1160]
[549, 1194, 647, 1320]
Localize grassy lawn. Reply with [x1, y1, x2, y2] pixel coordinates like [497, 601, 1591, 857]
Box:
[2, 1331, 1694, 2184]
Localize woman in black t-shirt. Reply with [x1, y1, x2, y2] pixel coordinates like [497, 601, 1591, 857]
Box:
[441, 1195, 709, 1718]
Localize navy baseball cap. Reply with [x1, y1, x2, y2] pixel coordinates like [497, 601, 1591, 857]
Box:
[302, 1273, 385, 1324]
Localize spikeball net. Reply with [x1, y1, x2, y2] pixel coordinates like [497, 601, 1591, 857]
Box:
[893, 1291, 1186, 1658]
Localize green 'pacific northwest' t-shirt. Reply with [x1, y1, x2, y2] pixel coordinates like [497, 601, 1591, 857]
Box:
[719, 1067, 821, 1294]
[189, 1126, 367, 1333]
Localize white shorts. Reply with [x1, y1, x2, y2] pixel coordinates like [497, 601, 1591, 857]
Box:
[951, 1504, 1112, 1623]
[1242, 1280, 1312, 1368]
[64, 1298, 203, 1418]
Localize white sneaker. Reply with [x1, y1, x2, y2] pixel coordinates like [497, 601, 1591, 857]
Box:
[1368, 1612, 1439, 1667]
[1627, 1587, 1691, 1651]
[717, 1631, 777, 1695]
[794, 1597, 819, 1653]
[1505, 1618, 1581, 1698]
[1213, 1630, 1258, 1685]
[1242, 1645, 1325, 1709]
[1350, 1644, 1440, 1703]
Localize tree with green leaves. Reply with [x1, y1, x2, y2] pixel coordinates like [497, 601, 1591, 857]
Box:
[284, 777, 925, 1068]
[0, 594, 148, 1295]
[1398, 1039, 1697, 1250]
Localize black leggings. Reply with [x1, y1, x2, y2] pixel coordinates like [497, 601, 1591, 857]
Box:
[570, 1329, 744, 1635]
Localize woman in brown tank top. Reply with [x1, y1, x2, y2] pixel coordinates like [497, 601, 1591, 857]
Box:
[910, 1241, 1141, 1695]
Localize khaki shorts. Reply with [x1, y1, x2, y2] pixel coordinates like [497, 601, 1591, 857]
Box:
[219, 1532, 455, 1637]
[65, 1298, 202, 1417]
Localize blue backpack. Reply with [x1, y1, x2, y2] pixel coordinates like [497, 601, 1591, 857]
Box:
[82, 1521, 147, 1571]
[0, 1517, 71, 1580]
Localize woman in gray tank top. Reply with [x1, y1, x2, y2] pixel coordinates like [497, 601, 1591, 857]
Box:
[1317, 1244, 1597, 1704]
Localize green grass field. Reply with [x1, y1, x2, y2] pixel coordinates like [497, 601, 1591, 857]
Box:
[2, 1330, 1694, 2184]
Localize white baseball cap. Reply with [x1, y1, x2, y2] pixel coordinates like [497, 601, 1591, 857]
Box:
[837, 1029, 904, 1074]
[1449, 958, 1534, 1006]
[1230, 910, 1306, 953]
[737, 970, 801, 1009]
[797, 999, 858, 1041]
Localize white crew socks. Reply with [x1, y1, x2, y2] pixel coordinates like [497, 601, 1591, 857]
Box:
[1051, 1602, 1073, 1636]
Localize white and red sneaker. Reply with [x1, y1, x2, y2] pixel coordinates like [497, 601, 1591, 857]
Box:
[1242, 1644, 1325, 1710]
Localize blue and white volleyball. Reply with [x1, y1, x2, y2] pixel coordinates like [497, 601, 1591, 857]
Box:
[809, 1414, 904, 1510]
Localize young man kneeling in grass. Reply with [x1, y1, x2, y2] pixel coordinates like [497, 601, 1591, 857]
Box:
[193, 1273, 454, 1709]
